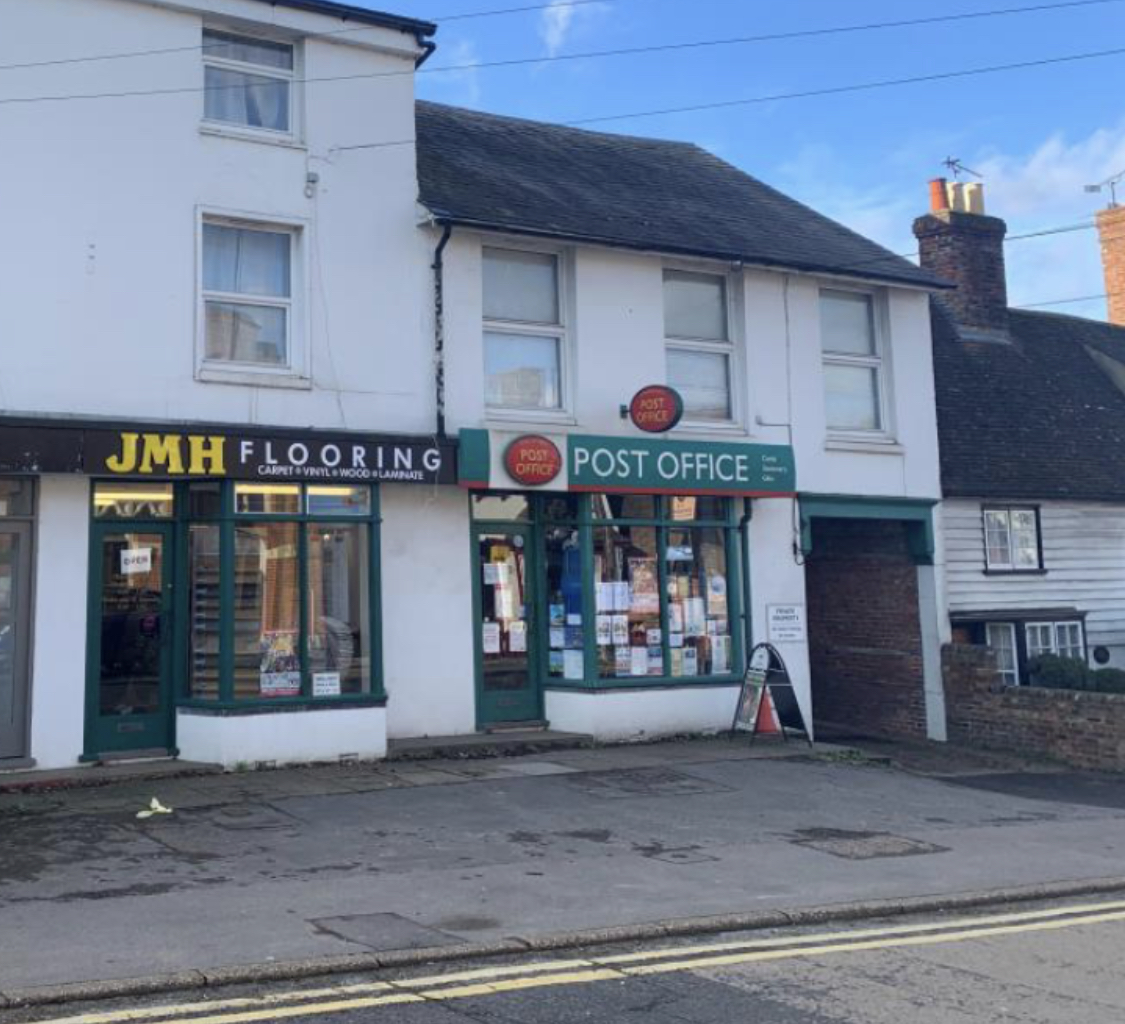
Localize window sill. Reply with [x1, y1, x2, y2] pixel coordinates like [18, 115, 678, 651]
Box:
[196, 365, 312, 390]
[983, 568, 1048, 577]
[545, 674, 743, 692]
[179, 695, 386, 715]
[672, 420, 750, 438]
[485, 408, 576, 427]
[824, 436, 904, 455]
[199, 122, 306, 151]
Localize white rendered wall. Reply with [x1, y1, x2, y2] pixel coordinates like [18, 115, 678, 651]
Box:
[546, 685, 742, 741]
[2, 0, 435, 435]
[380, 485, 477, 738]
[176, 706, 386, 767]
[28, 477, 91, 769]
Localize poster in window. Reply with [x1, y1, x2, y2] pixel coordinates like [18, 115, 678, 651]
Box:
[549, 650, 564, 674]
[615, 646, 632, 677]
[550, 604, 565, 626]
[564, 649, 585, 680]
[596, 583, 614, 612]
[670, 648, 684, 677]
[684, 598, 706, 637]
[508, 620, 527, 653]
[647, 646, 664, 675]
[482, 622, 501, 655]
[564, 625, 583, 648]
[121, 547, 153, 576]
[629, 558, 659, 614]
[669, 632, 684, 648]
[549, 627, 565, 649]
[706, 574, 728, 616]
[669, 602, 684, 634]
[630, 646, 649, 676]
[712, 635, 730, 674]
[312, 671, 341, 697]
[483, 563, 501, 585]
[646, 628, 662, 646]
[260, 631, 300, 697]
[613, 582, 631, 611]
[682, 648, 699, 676]
[596, 615, 613, 646]
[611, 615, 630, 646]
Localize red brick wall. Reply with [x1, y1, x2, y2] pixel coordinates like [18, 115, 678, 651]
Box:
[944, 643, 1125, 771]
[1097, 205, 1125, 328]
[804, 519, 926, 739]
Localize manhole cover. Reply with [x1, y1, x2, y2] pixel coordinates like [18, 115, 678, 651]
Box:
[643, 847, 719, 865]
[567, 768, 731, 800]
[790, 829, 948, 860]
[312, 912, 464, 951]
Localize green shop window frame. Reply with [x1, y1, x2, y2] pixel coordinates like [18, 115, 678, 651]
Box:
[472, 492, 745, 690]
[171, 481, 385, 710]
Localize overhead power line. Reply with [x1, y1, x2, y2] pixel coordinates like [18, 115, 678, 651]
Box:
[1015, 292, 1109, 307]
[0, 0, 625, 73]
[1, 0, 1121, 82]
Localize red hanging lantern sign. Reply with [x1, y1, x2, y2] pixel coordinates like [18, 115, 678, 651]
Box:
[628, 385, 684, 433]
[504, 435, 563, 486]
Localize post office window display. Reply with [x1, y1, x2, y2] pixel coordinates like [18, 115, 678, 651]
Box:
[592, 495, 735, 680]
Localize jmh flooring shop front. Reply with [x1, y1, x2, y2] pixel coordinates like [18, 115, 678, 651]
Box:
[0, 418, 455, 769]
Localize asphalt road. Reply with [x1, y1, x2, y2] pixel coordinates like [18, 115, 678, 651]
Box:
[11, 898, 1125, 1024]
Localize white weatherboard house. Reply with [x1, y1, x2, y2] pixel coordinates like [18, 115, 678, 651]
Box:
[1, 0, 947, 773]
[920, 180, 1125, 682]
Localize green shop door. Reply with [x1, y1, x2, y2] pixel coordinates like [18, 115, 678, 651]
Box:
[85, 525, 175, 757]
[474, 524, 541, 726]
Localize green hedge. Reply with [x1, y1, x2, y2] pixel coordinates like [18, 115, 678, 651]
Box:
[1027, 654, 1125, 694]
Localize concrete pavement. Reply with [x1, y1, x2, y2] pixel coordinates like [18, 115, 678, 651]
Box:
[2, 737, 1124, 1001]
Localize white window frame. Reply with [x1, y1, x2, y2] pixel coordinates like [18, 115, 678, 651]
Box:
[482, 243, 572, 421]
[195, 207, 311, 388]
[201, 26, 300, 144]
[663, 263, 742, 430]
[1026, 620, 1086, 662]
[985, 622, 1019, 686]
[982, 506, 1042, 572]
[819, 285, 891, 438]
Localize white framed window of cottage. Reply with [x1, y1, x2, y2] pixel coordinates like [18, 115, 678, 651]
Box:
[203, 29, 296, 136]
[483, 247, 566, 412]
[664, 269, 735, 423]
[199, 217, 305, 380]
[820, 288, 887, 433]
[982, 507, 1042, 571]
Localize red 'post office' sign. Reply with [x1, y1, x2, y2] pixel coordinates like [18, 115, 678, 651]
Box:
[629, 385, 684, 433]
[504, 435, 563, 486]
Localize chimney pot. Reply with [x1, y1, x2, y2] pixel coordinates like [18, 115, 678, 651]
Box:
[929, 177, 949, 213]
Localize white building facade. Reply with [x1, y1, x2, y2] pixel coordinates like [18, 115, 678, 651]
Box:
[0, 0, 947, 772]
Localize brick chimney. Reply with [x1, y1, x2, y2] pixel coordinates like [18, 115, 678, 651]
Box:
[914, 178, 1010, 339]
[1097, 204, 1125, 326]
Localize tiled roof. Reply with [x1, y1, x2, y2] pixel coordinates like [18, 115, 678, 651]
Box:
[933, 303, 1125, 501]
[415, 102, 944, 290]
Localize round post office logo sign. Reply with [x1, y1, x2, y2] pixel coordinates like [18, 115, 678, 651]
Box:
[504, 435, 563, 486]
[629, 385, 684, 433]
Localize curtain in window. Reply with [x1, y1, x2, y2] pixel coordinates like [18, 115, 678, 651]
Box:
[205, 67, 289, 132]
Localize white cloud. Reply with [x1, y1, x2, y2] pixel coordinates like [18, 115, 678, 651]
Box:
[419, 38, 483, 108]
[539, 0, 607, 57]
[773, 123, 1125, 320]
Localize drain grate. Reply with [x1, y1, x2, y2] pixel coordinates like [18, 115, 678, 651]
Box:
[789, 828, 949, 860]
[566, 767, 731, 800]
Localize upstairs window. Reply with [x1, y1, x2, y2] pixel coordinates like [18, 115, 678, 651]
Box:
[202, 221, 294, 369]
[203, 29, 294, 134]
[820, 289, 884, 432]
[983, 507, 1042, 571]
[483, 248, 564, 411]
[664, 270, 733, 422]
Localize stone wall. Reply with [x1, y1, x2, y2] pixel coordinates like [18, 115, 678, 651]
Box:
[805, 519, 927, 739]
[944, 643, 1125, 771]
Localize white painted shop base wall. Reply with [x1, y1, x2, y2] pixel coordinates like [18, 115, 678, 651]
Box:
[28, 476, 90, 770]
[176, 707, 387, 768]
[545, 686, 742, 741]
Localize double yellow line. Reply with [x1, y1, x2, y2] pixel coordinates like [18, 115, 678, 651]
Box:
[36, 899, 1125, 1024]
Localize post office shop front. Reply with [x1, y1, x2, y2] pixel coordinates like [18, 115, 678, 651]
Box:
[1, 419, 455, 769]
[459, 429, 798, 739]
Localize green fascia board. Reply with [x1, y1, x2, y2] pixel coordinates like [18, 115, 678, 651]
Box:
[799, 493, 938, 564]
[459, 428, 491, 487]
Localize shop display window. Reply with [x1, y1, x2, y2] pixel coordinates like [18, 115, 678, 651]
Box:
[95, 480, 382, 707]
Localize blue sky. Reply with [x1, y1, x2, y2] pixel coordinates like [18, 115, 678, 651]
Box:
[372, 0, 1125, 319]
